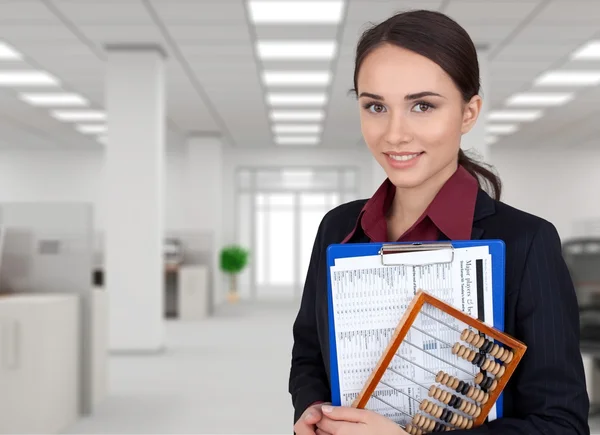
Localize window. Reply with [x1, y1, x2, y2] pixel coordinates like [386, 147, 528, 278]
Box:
[236, 167, 358, 300]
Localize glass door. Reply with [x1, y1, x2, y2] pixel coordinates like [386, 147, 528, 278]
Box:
[235, 168, 357, 301]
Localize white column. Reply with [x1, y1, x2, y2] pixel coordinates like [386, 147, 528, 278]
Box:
[185, 134, 224, 311]
[105, 45, 166, 352]
[461, 47, 490, 163]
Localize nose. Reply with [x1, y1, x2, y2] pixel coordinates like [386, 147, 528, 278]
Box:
[383, 113, 413, 146]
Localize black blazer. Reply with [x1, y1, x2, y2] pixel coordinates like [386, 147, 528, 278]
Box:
[289, 188, 590, 434]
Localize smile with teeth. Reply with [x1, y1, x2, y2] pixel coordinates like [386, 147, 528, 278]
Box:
[388, 152, 422, 161]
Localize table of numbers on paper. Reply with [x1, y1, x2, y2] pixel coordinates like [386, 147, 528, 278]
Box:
[329, 246, 496, 425]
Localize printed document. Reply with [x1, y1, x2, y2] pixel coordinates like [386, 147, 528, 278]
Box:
[330, 246, 497, 425]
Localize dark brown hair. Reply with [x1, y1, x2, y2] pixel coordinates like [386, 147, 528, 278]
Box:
[353, 9, 502, 200]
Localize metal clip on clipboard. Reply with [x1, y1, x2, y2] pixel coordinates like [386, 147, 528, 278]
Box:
[379, 242, 455, 266]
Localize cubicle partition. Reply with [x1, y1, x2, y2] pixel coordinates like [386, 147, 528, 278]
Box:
[0, 202, 97, 424]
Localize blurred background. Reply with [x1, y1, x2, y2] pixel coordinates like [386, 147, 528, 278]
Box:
[0, 0, 600, 433]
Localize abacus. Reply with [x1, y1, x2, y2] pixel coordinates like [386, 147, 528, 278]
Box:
[351, 290, 527, 433]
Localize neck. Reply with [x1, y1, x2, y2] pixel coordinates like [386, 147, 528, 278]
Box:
[389, 161, 459, 227]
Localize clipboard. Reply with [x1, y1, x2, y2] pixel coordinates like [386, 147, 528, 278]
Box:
[326, 239, 506, 419]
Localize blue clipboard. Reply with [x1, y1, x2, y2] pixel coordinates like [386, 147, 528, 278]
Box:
[326, 239, 506, 419]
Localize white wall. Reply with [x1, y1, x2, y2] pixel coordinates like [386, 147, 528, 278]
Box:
[0, 148, 191, 233]
[490, 146, 600, 241]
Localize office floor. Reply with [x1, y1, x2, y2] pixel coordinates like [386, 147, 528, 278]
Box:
[63, 299, 600, 434]
[64, 300, 299, 434]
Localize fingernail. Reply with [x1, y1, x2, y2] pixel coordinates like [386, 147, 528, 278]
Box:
[304, 412, 313, 420]
[322, 405, 333, 413]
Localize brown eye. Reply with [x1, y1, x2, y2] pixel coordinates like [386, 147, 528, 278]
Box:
[415, 103, 432, 112]
[369, 104, 385, 113]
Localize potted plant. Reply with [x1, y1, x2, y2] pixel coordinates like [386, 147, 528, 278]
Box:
[219, 245, 249, 303]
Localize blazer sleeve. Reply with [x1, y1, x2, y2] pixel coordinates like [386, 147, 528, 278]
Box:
[288, 220, 331, 423]
[452, 220, 590, 434]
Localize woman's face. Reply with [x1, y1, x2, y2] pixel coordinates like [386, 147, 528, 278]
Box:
[356, 43, 481, 189]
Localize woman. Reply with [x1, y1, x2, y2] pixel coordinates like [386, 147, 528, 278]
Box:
[289, 9, 589, 435]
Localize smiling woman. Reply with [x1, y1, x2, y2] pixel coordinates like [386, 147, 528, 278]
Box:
[289, 8, 589, 435]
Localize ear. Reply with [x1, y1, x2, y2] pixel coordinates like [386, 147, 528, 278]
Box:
[461, 94, 482, 134]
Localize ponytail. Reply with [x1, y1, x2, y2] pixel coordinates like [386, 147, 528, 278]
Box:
[458, 149, 502, 201]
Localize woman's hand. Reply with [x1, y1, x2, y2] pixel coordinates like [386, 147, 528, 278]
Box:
[294, 402, 332, 435]
[316, 405, 408, 435]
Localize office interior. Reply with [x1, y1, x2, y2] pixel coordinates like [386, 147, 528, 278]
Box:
[0, 0, 600, 433]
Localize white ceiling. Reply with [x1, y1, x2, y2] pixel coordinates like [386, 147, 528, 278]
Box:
[0, 0, 600, 150]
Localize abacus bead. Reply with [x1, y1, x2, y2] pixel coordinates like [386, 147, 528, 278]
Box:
[461, 383, 471, 395]
[482, 376, 492, 389]
[452, 343, 460, 354]
[455, 396, 463, 409]
[482, 392, 489, 404]
[481, 357, 491, 370]
[440, 408, 449, 421]
[475, 372, 484, 384]
[478, 389, 487, 403]
[433, 422, 443, 432]
[427, 418, 436, 431]
[483, 340, 494, 353]
[429, 385, 436, 397]
[450, 413, 458, 425]
[491, 344, 500, 357]
[505, 350, 514, 364]
[451, 377, 460, 389]
[476, 335, 485, 348]
[436, 371, 444, 383]
[474, 406, 482, 418]
[461, 329, 470, 341]
[497, 365, 506, 378]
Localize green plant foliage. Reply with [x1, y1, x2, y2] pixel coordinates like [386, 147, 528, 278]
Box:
[220, 245, 249, 275]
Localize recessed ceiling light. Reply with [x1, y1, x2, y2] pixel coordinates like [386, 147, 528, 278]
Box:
[263, 71, 331, 87]
[0, 71, 59, 86]
[486, 124, 518, 135]
[0, 42, 22, 60]
[505, 92, 574, 106]
[534, 71, 600, 86]
[275, 135, 320, 145]
[270, 110, 324, 121]
[572, 40, 600, 60]
[19, 92, 89, 106]
[248, 1, 344, 24]
[487, 110, 543, 122]
[267, 93, 327, 106]
[272, 124, 322, 134]
[76, 124, 107, 134]
[257, 41, 337, 60]
[51, 110, 106, 121]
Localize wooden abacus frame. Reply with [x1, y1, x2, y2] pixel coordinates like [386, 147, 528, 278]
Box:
[351, 289, 527, 430]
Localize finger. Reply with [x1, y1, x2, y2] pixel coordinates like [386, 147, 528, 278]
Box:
[293, 420, 316, 435]
[303, 407, 324, 425]
[316, 428, 333, 435]
[317, 418, 356, 435]
[321, 405, 370, 423]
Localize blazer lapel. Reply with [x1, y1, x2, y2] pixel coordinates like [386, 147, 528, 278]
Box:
[471, 189, 496, 240]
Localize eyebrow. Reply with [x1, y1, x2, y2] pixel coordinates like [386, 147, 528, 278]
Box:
[358, 91, 445, 101]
